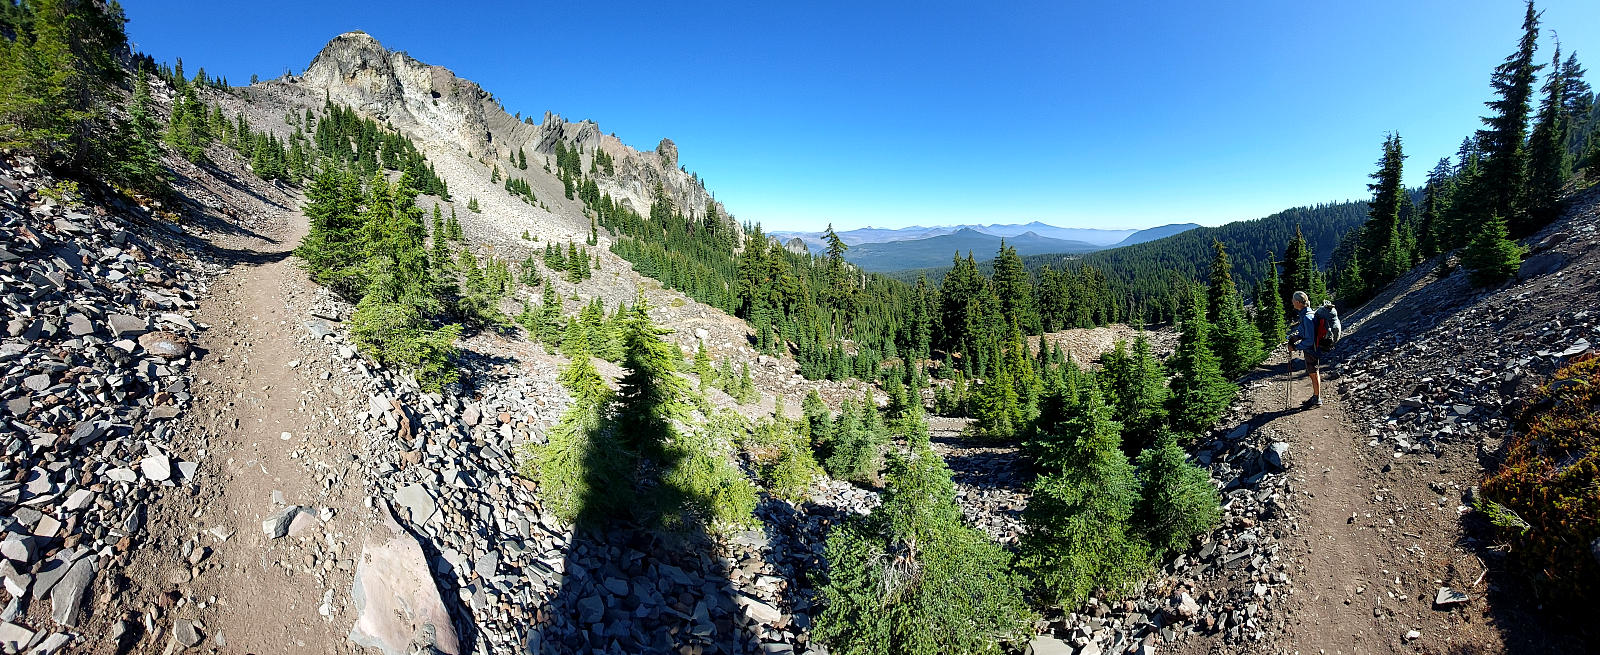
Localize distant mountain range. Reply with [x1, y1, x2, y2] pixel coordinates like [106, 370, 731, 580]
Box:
[771, 222, 1202, 272]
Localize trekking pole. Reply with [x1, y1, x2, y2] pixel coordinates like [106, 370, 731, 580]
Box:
[1285, 344, 1292, 411]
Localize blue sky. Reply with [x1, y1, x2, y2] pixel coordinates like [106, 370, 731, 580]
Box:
[124, 1, 1600, 232]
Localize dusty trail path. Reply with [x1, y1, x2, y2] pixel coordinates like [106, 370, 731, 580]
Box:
[106, 209, 376, 654]
[1237, 349, 1398, 655]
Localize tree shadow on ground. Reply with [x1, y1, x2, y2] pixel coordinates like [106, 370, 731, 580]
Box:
[530, 365, 765, 653]
[929, 434, 1033, 494]
[535, 483, 762, 654]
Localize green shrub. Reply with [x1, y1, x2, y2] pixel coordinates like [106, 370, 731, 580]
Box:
[1481, 355, 1600, 602]
[814, 443, 1034, 655]
[349, 298, 460, 391]
[664, 425, 758, 531]
[1463, 213, 1523, 287]
[1135, 432, 1221, 557]
[822, 397, 889, 483]
[741, 417, 822, 502]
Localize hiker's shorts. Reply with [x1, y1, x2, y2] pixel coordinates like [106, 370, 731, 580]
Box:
[1303, 349, 1319, 369]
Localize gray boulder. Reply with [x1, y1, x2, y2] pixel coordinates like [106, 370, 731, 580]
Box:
[349, 501, 461, 655]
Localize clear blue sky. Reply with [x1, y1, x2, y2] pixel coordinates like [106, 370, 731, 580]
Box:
[124, 1, 1600, 232]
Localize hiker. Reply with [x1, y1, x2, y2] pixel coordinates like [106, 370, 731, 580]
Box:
[1286, 290, 1322, 407]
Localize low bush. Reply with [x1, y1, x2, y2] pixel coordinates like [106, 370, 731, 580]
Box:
[1480, 354, 1600, 602]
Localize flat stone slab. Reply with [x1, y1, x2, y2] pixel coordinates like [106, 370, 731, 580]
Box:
[393, 484, 437, 526]
[49, 555, 95, 627]
[141, 455, 171, 482]
[349, 502, 461, 655]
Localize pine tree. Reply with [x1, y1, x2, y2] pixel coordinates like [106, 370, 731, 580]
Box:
[1166, 286, 1237, 435]
[447, 208, 463, 239]
[1416, 158, 1455, 259]
[1279, 227, 1313, 317]
[1098, 334, 1167, 455]
[614, 296, 688, 457]
[1254, 253, 1287, 351]
[992, 243, 1039, 333]
[815, 441, 1034, 654]
[1528, 42, 1571, 227]
[1336, 250, 1366, 302]
[117, 67, 167, 194]
[1362, 133, 1409, 286]
[1463, 213, 1523, 287]
[466, 197, 481, 213]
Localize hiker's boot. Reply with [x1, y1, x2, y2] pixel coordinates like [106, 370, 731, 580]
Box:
[1304, 394, 1322, 407]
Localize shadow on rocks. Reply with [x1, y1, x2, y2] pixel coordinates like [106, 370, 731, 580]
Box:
[531, 426, 762, 653]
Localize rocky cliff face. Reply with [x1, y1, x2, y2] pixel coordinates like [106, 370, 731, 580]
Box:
[294, 31, 736, 237]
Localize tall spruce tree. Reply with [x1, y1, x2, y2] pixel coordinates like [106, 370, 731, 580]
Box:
[992, 243, 1039, 334]
[1362, 133, 1409, 287]
[1279, 227, 1314, 318]
[1165, 286, 1237, 434]
[1473, 1, 1543, 236]
[1416, 158, 1455, 259]
[1207, 241, 1265, 379]
[1254, 253, 1287, 351]
[1528, 42, 1571, 226]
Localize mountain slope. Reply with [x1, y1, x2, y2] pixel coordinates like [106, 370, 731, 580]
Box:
[286, 31, 733, 247]
[844, 228, 1099, 271]
[1112, 222, 1201, 246]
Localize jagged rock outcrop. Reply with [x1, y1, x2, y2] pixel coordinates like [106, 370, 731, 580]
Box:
[293, 31, 739, 240]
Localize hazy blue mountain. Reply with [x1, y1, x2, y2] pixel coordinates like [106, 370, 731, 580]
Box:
[770, 221, 1161, 252]
[1112, 223, 1202, 247]
[843, 228, 1099, 272]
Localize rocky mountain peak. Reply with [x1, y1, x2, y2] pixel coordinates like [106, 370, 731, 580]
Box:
[657, 138, 678, 168]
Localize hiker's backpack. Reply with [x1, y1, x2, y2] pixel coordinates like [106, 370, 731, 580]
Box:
[1314, 302, 1342, 352]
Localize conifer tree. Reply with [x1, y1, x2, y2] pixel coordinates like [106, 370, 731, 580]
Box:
[1135, 432, 1221, 557]
[447, 208, 463, 239]
[815, 440, 1033, 654]
[117, 67, 167, 194]
[1166, 286, 1236, 434]
[1416, 158, 1455, 259]
[992, 243, 1039, 333]
[1362, 133, 1409, 286]
[614, 297, 687, 457]
[1473, 1, 1543, 236]
[1336, 251, 1366, 302]
[1463, 213, 1523, 286]
[1254, 253, 1286, 351]
[1528, 42, 1571, 226]
[1097, 335, 1167, 454]
[1019, 384, 1149, 606]
[1207, 241, 1264, 379]
[1279, 227, 1313, 317]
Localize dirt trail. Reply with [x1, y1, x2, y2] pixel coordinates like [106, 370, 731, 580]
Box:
[1239, 349, 1401, 655]
[109, 210, 374, 654]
